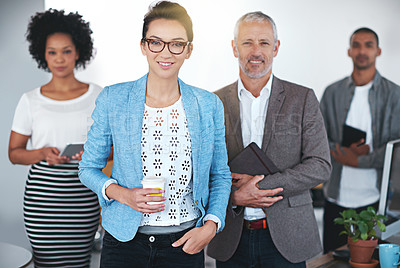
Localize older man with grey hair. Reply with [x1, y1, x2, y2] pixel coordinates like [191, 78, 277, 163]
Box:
[207, 11, 331, 267]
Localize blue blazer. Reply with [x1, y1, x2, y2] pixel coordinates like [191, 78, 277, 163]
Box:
[79, 74, 232, 242]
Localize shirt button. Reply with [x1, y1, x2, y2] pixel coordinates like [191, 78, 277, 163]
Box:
[149, 236, 155, 242]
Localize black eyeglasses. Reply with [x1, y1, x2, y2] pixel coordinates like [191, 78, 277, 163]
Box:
[142, 38, 190, 55]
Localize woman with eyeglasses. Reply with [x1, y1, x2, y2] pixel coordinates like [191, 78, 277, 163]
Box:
[79, 1, 231, 267]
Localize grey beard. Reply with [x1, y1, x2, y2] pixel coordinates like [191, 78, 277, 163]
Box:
[239, 62, 271, 79]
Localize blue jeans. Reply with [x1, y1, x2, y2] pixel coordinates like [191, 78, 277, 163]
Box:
[100, 229, 204, 268]
[216, 227, 306, 268]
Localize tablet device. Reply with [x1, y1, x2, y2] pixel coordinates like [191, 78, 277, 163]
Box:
[60, 143, 84, 157]
[341, 124, 366, 147]
[229, 142, 279, 176]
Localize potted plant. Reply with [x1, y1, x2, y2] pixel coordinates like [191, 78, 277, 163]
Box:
[334, 206, 387, 264]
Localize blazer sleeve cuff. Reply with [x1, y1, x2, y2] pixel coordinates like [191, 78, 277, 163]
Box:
[230, 186, 243, 216]
[102, 179, 118, 202]
[203, 214, 222, 232]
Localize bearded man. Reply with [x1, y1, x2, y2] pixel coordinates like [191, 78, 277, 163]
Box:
[207, 11, 332, 267]
[320, 27, 400, 253]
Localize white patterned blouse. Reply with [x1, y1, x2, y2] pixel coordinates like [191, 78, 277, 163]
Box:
[139, 97, 201, 227]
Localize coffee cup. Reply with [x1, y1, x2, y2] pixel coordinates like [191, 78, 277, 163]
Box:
[379, 243, 400, 268]
[141, 176, 165, 205]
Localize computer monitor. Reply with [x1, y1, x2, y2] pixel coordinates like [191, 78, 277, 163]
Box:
[377, 139, 400, 240]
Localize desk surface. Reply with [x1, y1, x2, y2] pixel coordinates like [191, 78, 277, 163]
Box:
[306, 245, 382, 268]
[307, 251, 350, 268]
[0, 242, 32, 268]
[307, 245, 352, 268]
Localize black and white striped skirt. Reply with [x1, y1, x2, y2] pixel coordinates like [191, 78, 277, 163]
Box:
[23, 161, 100, 268]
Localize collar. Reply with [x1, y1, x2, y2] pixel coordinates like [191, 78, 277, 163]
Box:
[345, 70, 382, 91]
[237, 74, 274, 101]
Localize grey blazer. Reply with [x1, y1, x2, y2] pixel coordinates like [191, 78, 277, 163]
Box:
[207, 77, 332, 263]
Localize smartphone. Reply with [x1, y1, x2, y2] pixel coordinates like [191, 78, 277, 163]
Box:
[60, 143, 84, 157]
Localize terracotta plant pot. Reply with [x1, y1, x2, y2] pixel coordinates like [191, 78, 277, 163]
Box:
[347, 236, 378, 263]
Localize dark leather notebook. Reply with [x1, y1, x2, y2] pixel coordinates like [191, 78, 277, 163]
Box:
[228, 142, 279, 176]
[341, 124, 366, 147]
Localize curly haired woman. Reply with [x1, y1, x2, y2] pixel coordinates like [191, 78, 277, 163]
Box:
[8, 9, 102, 268]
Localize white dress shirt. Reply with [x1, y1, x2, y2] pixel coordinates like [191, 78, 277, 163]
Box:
[237, 75, 273, 220]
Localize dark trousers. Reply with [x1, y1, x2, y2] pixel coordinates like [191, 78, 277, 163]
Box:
[216, 227, 306, 268]
[100, 230, 204, 268]
[323, 200, 379, 253]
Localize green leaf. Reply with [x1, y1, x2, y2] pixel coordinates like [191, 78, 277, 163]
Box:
[377, 215, 388, 221]
[339, 231, 348, 236]
[345, 219, 357, 225]
[377, 221, 386, 232]
[358, 221, 368, 234]
[343, 209, 357, 218]
[334, 218, 344, 225]
[361, 233, 368, 240]
[360, 210, 372, 221]
[367, 206, 376, 214]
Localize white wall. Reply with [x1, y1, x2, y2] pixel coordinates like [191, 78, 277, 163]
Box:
[1, 0, 399, 248]
[45, 0, 400, 99]
[0, 0, 48, 247]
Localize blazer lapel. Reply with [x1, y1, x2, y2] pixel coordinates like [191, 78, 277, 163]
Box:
[225, 82, 244, 151]
[128, 74, 147, 184]
[262, 77, 285, 152]
[179, 79, 200, 188]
